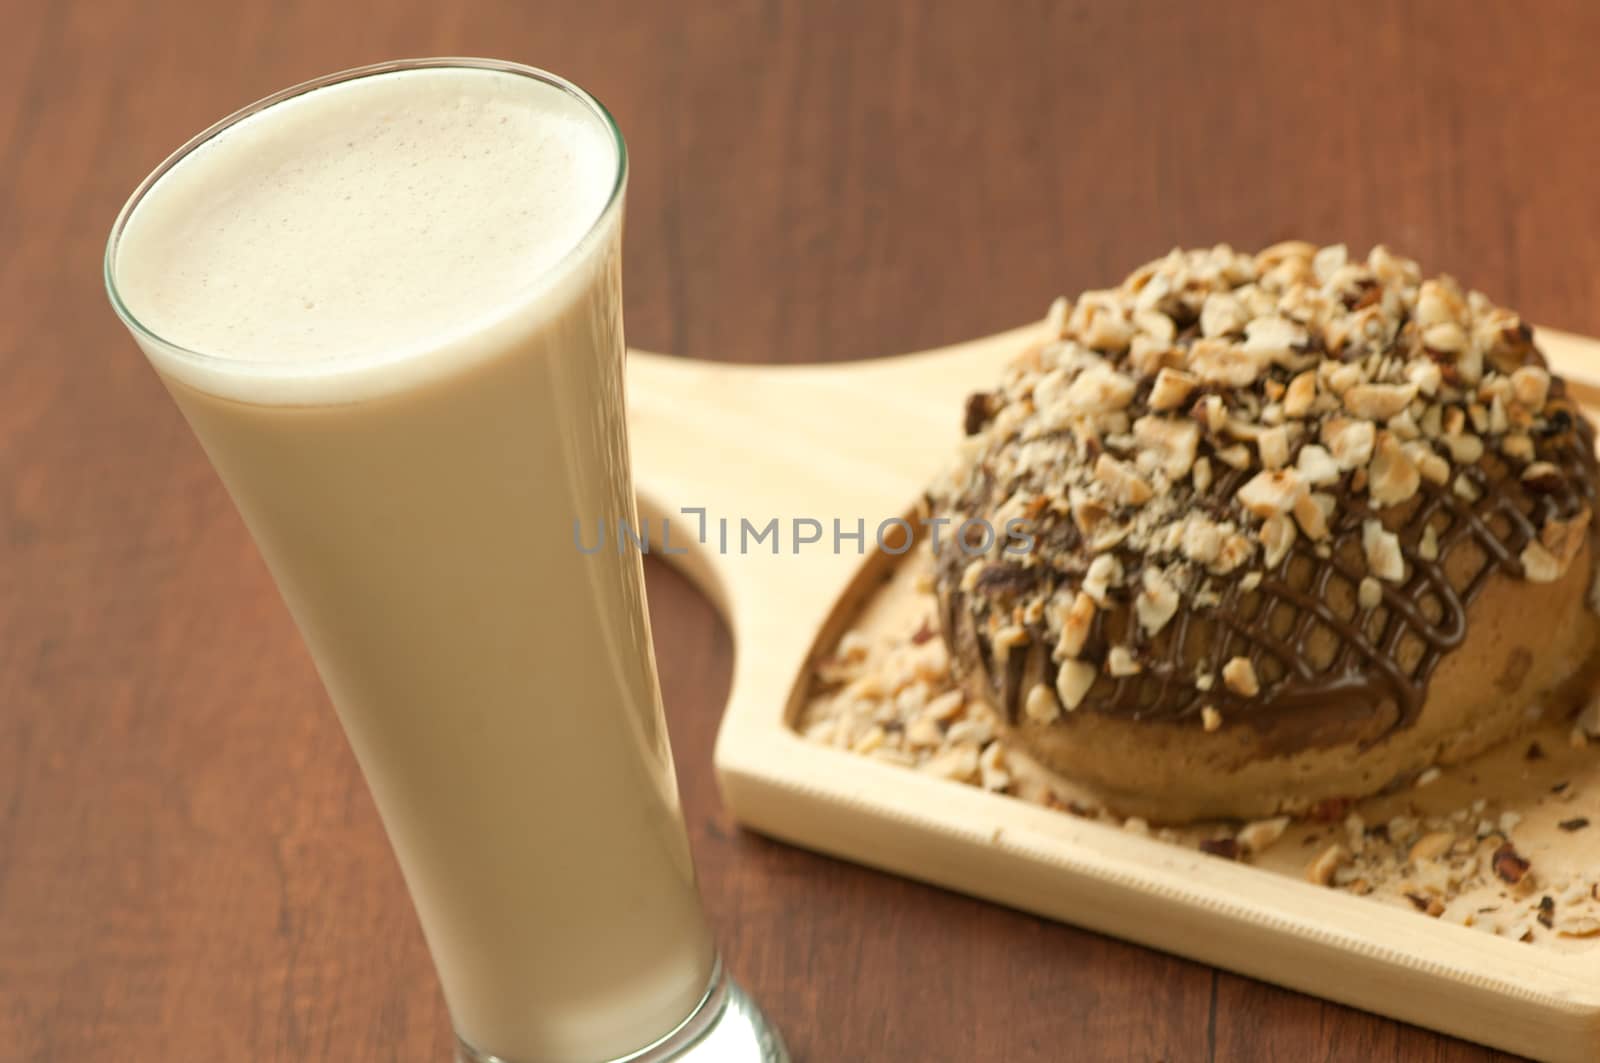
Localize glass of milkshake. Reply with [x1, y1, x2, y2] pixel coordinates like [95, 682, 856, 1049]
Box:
[104, 58, 786, 1063]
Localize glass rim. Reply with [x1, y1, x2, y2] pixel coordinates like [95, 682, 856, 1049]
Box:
[103, 56, 629, 373]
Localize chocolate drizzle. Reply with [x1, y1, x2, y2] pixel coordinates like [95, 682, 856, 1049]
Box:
[936, 388, 1597, 739]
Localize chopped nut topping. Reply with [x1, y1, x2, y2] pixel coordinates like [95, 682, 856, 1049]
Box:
[1511, 365, 1550, 410]
[1522, 461, 1563, 491]
[1069, 490, 1112, 538]
[1106, 646, 1142, 677]
[1133, 415, 1201, 480]
[1052, 590, 1096, 660]
[1311, 243, 1347, 281]
[1488, 394, 1510, 434]
[1148, 366, 1198, 411]
[1292, 492, 1329, 540]
[1344, 382, 1418, 421]
[1135, 568, 1181, 635]
[1072, 297, 1135, 352]
[1193, 393, 1227, 433]
[1322, 417, 1377, 469]
[1283, 371, 1317, 418]
[1324, 361, 1363, 395]
[1256, 425, 1290, 471]
[1295, 444, 1340, 486]
[1199, 291, 1249, 338]
[1367, 432, 1421, 507]
[1442, 430, 1484, 465]
[1422, 321, 1466, 353]
[1405, 359, 1442, 396]
[1259, 512, 1297, 568]
[1362, 520, 1406, 583]
[1213, 531, 1255, 573]
[1083, 554, 1123, 605]
[1222, 656, 1260, 697]
[1242, 315, 1307, 360]
[1181, 515, 1223, 564]
[1189, 338, 1263, 388]
[1415, 278, 1465, 328]
[1410, 444, 1450, 485]
[1201, 705, 1223, 732]
[1093, 453, 1154, 506]
[1044, 295, 1070, 337]
[1214, 442, 1252, 469]
[1237, 468, 1307, 518]
[1419, 523, 1440, 562]
[1023, 683, 1062, 724]
[1501, 433, 1535, 462]
[1133, 308, 1175, 345]
[992, 624, 1028, 665]
[1520, 541, 1562, 583]
[1065, 363, 1137, 413]
[1056, 659, 1096, 710]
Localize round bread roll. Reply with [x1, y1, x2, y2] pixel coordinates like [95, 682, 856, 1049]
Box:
[929, 242, 1600, 823]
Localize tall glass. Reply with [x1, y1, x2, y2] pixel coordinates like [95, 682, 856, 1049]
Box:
[104, 58, 784, 1063]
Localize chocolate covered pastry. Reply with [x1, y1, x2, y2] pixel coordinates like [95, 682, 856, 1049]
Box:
[928, 243, 1600, 822]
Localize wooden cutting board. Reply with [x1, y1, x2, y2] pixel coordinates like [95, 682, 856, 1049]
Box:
[626, 323, 1600, 1062]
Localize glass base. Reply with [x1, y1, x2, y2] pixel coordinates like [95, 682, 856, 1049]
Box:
[455, 957, 788, 1063]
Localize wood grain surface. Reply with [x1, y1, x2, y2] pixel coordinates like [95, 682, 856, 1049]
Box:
[5, 1, 1599, 1060]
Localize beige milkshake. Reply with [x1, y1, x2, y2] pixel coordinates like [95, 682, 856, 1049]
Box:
[107, 63, 734, 1062]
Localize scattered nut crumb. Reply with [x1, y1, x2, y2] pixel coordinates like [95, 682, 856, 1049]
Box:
[1492, 843, 1531, 886]
[1200, 837, 1242, 861]
[1408, 831, 1455, 863]
[1307, 843, 1350, 886]
[1237, 816, 1291, 854]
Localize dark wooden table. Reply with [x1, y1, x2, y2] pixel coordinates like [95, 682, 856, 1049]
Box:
[6, 1, 1598, 1059]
